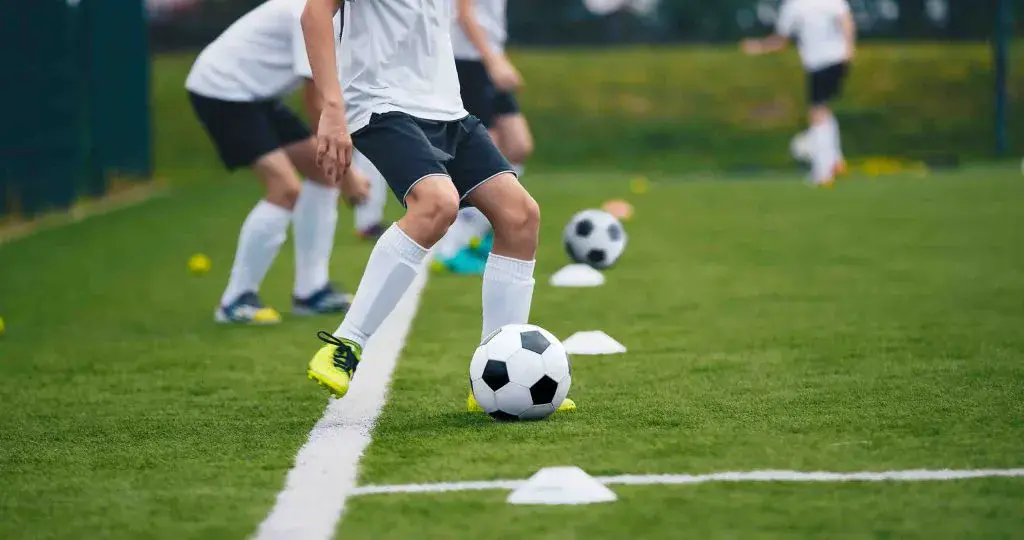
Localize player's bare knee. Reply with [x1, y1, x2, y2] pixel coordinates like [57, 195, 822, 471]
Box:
[406, 179, 460, 239]
[494, 193, 540, 248]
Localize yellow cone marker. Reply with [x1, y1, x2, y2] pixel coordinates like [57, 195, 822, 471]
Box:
[629, 175, 649, 195]
[188, 253, 212, 275]
[0, 316, 5, 335]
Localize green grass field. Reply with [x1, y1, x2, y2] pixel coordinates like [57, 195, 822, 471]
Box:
[2, 166, 1023, 539]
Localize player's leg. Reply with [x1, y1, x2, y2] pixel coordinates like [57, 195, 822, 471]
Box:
[188, 93, 295, 324]
[284, 135, 355, 315]
[828, 63, 850, 175]
[490, 92, 533, 177]
[432, 60, 499, 274]
[806, 67, 839, 186]
[308, 113, 459, 397]
[451, 116, 576, 413]
[352, 150, 389, 240]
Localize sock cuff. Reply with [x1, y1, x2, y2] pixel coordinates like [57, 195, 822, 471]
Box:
[485, 253, 535, 282]
[255, 199, 293, 221]
[300, 179, 340, 197]
[386, 224, 429, 264]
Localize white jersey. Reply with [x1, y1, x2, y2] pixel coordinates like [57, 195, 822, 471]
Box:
[186, 0, 341, 101]
[341, 0, 467, 133]
[776, 0, 852, 71]
[451, 0, 508, 61]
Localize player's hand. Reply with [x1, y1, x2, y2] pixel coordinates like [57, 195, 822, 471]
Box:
[315, 102, 353, 186]
[487, 54, 523, 92]
[741, 39, 762, 55]
[339, 168, 370, 207]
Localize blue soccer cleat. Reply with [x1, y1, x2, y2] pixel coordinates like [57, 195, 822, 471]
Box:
[215, 291, 282, 325]
[431, 248, 486, 275]
[468, 231, 494, 257]
[293, 284, 353, 316]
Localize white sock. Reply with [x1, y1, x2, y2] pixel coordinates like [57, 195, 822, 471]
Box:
[293, 180, 339, 299]
[334, 224, 428, 349]
[809, 123, 835, 183]
[481, 253, 536, 342]
[827, 115, 844, 162]
[352, 150, 387, 232]
[512, 163, 525, 177]
[221, 200, 291, 306]
[434, 207, 492, 259]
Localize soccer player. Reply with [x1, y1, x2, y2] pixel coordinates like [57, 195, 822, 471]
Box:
[742, 0, 855, 186]
[430, 0, 536, 275]
[186, 0, 370, 324]
[301, 0, 574, 413]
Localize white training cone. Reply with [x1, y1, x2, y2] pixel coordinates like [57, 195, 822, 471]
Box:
[562, 331, 627, 355]
[507, 466, 618, 505]
[549, 264, 605, 288]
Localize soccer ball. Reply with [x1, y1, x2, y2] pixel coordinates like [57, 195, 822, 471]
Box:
[469, 324, 571, 421]
[790, 130, 812, 163]
[563, 209, 627, 269]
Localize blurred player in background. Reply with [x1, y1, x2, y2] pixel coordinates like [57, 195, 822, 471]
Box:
[743, 0, 855, 187]
[301, 0, 574, 412]
[185, 0, 369, 324]
[430, 0, 535, 275]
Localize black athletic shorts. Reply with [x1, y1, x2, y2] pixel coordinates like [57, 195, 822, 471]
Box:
[188, 92, 311, 170]
[455, 59, 520, 128]
[807, 62, 849, 106]
[352, 111, 514, 207]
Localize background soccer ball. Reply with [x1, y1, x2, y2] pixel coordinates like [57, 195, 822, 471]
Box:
[470, 324, 571, 421]
[563, 209, 628, 269]
[790, 130, 813, 163]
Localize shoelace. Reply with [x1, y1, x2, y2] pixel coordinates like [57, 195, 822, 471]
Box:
[317, 331, 359, 375]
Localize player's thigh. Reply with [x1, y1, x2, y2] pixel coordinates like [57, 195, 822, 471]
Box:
[282, 136, 326, 184]
[490, 111, 533, 163]
[352, 112, 451, 208]
[465, 171, 539, 238]
[448, 115, 515, 202]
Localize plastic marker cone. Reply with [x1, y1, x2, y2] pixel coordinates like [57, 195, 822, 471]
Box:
[562, 331, 627, 355]
[508, 467, 617, 505]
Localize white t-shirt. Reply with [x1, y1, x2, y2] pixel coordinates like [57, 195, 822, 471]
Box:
[451, 0, 508, 61]
[341, 0, 467, 133]
[776, 0, 852, 71]
[185, 0, 341, 101]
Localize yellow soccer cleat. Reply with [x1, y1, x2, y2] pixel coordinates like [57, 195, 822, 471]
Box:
[214, 292, 282, 325]
[467, 392, 576, 413]
[307, 331, 362, 398]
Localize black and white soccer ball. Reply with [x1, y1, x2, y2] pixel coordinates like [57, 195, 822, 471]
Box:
[469, 324, 572, 421]
[563, 209, 627, 269]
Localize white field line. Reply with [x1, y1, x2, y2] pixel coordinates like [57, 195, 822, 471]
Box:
[254, 268, 429, 540]
[351, 468, 1024, 496]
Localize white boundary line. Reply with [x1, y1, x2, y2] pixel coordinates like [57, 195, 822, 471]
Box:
[254, 269, 429, 540]
[351, 468, 1024, 496]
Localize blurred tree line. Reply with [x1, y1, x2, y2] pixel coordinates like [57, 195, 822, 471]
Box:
[149, 0, 1018, 52]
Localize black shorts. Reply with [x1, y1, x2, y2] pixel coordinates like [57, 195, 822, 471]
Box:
[807, 62, 849, 106]
[188, 92, 311, 170]
[352, 112, 513, 207]
[455, 59, 520, 128]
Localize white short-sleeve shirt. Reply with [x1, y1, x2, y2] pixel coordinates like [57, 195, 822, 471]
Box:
[340, 0, 468, 133]
[451, 0, 508, 61]
[776, 0, 852, 71]
[185, 0, 340, 101]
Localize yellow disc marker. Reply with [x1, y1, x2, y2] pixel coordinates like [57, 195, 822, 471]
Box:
[188, 253, 212, 275]
[0, 316, 6, 335]
[629, 175, 649, 195]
